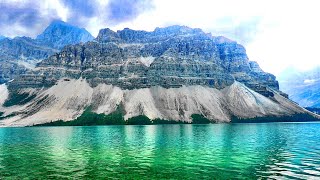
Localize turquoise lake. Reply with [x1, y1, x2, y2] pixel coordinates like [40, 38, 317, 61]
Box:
[0, 123, 320, 179]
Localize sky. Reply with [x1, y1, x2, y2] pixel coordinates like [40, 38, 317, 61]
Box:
[0, 0, 319, 75]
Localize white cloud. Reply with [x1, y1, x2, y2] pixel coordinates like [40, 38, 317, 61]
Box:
[246, 0, 320, 75]
[43, 0, 69, 21]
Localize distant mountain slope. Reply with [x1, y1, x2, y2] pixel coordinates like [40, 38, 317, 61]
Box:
[36, 20, 94, 49]
[0, 36, 57, 61]
[0, 35, 5, 40]
[0, 20, 94, 84]
[278, 67, 320, 108]
[306, 107, 320, 115]
[0, 37, 58, 84]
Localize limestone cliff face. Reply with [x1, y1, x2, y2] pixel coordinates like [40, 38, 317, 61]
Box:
[15, 25, 279, 97]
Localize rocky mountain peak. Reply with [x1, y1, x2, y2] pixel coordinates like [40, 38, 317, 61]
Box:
[36, 20, 94, 49]
[154, 25, 204, 36]
[46, 19, 69, 27]
[117, 28, 149, 42]
[96, 25, 210, 44]
[213, 36, 235, 44]
[96, 28, 121, 42]
[0, 35, 6, 40]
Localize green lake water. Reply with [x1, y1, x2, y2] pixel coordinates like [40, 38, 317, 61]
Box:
[0, 123, 320, 179]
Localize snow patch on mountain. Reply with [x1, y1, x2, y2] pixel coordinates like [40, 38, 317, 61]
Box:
[139, 56, 155, 67]
[0, 84, 8, 106]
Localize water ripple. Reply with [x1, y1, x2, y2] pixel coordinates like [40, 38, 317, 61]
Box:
[0, 123, 319, 179]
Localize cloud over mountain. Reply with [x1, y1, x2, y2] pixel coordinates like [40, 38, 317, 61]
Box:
[0, 0, 154, 38]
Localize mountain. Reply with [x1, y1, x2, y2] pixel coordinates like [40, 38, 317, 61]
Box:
[0, 26, 318, 126]
[0, 20, 94, 84]
[0, 36, 57, 60]
[33, 26, 281, 94]
[0, 36, 58, 84]
[278, 66, 320, 108]
[36, 20, 94, 49]
[306, 107, 320, 115]
[0, 35, 5, 40]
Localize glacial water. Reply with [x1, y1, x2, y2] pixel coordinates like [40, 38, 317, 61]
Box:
[0, 123, 320, 179]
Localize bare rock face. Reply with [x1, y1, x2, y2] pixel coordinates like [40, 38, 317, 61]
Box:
[13, 25, 280, 98]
